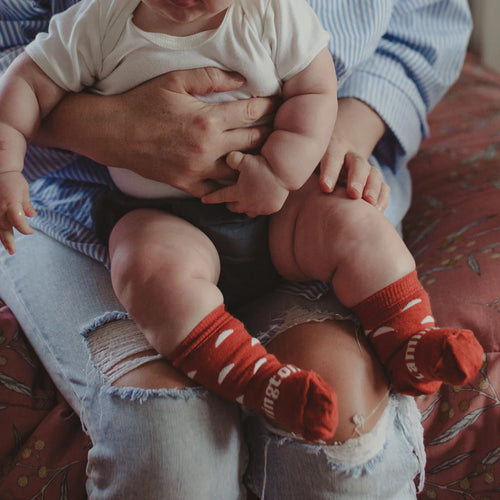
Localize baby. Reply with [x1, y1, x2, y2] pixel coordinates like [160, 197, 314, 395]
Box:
[0, 0, 484, 442]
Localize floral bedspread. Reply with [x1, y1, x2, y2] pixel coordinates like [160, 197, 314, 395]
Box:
[405, 55, 500, 499]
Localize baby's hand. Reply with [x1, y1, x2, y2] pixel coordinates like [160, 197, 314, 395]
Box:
[319, 134, 390, 211]
[201, 152, 289, 218]
[0, 171, 37, 254]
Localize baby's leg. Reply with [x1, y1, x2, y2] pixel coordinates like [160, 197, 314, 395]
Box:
[270, 177, 483, 395]
[108, 208, 337, 441]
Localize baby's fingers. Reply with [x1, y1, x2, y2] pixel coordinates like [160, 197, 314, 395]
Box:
[0, 203, 37, 254]
[225, 151, 246, 171]
[8, 203, 35, 235]
[23, 199, 38, 218]
[225, 201, 245, 214]
[0, 227, 16, 255]
[202, 185, 237, 205]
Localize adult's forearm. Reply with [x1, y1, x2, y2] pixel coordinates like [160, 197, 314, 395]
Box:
[337, 0, 472, 159]
[334, 98, 386, 160]
[33, 92, 121, 165]
[31, 68, 276, 198]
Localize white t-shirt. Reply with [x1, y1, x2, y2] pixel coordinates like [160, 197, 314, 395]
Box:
[26, 0, 330, 198]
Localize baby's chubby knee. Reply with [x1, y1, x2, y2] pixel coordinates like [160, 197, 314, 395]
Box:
[312, 186, 391, 247]
[108, 209, 220, 295]
[270, 182, 397, 282]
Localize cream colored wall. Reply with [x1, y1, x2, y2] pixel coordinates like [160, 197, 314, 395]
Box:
[469, 0, 500, 73]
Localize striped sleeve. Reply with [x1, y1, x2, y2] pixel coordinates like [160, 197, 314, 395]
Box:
[0, 0, 81, 71]
[0, 0, 111, 265]
[307, 0, 394, 82]
[0, 0, 51, 72]
[311, 0, 472, 160]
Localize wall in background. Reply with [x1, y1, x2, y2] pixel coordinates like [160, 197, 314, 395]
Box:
[468, 0, 500, 73]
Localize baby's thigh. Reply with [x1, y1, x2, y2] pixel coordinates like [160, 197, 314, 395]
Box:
[269, 177, 377, 281]
[109, 208, 221, 283]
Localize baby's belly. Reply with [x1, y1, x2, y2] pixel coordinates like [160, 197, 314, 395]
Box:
[107, 167, 192, 199]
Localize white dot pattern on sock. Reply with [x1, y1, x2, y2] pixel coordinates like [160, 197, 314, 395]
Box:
[253, 357, 267, 375]
[215, 329, 234, 347]
[370, 326, 395, 338]
[370, 296, 439, 382]
[401, 298, 422, 311]
[218, 363, 235, 384]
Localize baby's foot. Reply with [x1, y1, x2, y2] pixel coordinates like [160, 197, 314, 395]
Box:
[251, 365, 338, 442]
[388, 327, 484, 395]
[171, 304, 338, 441]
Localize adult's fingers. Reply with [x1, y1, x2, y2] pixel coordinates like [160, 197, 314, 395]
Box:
[202, 184, 239, 205]
[198, 157, 239, 183]
[187, 179, 223, 199]
[222, 124, 273, 155]
[376, 182, 391, 212]
[217, 95, 279, 130]
[318, 140, 345, 193]
[165, 67, 246, 95]
[345, 152, 371, 199]
[362, 167, 383, 207]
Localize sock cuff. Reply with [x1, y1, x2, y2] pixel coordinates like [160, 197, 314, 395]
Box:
[169, 304, 231, 365]
[352, 270, 426, 324]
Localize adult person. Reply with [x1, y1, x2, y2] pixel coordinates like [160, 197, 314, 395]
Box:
[0, 0, 472, 498]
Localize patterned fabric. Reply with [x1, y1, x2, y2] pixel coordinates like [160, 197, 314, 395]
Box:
[0, 55, 498, 500]
[0, 301, 89, 499]
[405, 56, 500, 500]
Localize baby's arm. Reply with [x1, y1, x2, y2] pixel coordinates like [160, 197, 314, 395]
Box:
[0, 52, 66, 253]
[202, 48, 337, 217]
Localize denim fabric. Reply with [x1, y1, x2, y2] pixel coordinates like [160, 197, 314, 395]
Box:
[0, 230, 425, 499]
[237, 282, 425, 499]
[0, 231, 246, 499]
[244, 395, 424, 500]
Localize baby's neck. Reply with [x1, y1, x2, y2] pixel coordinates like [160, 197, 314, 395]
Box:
[133, 4, 227, 37]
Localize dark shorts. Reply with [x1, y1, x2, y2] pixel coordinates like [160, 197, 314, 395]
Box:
[92, 190, 280, 309]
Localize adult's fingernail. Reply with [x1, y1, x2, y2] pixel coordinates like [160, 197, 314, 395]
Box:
[230, 72, 245, 83]
[322, 177, 334, 191]
[351, 182, 362, 195]
[365, 190, 377, 203]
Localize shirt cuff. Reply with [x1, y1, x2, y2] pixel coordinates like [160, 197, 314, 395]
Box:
[338, 60, 429, 159]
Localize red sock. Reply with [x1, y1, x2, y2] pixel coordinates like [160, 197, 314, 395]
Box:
[352, 271, 484, 395]
[169, 304, 338, 441]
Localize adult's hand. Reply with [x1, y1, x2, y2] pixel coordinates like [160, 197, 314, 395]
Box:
[35, 68, 277, 197]
[319, 134, 390, 212]
[319, 97, 390, 212]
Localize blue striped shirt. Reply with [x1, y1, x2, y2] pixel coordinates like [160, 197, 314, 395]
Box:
[0, 0, 472, 267]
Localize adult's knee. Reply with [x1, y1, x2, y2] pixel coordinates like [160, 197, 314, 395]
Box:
[265, 319, 389, 442]
[86, 376, 245, 499]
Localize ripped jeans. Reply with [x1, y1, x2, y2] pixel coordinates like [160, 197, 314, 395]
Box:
[0, 230, 425, 499]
